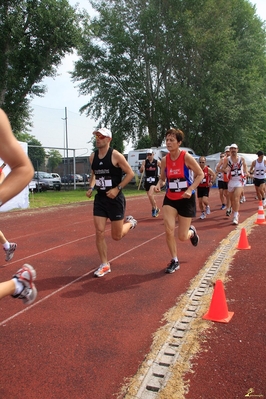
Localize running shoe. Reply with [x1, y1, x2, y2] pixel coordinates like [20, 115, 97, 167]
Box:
[94, 263, 111, 277]
[165, 259, 180, 274]
[226, 207, 232, 217]
[154, 208, 160, 218]
[232, 215, 239, 225]
[240, 198, 244, 204]
[4, 242, 17, 262]
[221, 204, 226, 210]
[189, 225, 199, 247]
[126, 215, 137, 229]
[12, 264, 37, 305]
[152, 208, 156, 217]
[200, 212, 206, 220]
[263, 199, 266, 207]
[206, 205, 211, 215]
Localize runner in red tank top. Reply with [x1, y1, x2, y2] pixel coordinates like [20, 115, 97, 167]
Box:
[197, 156, 216, 220]
[154, 128, 204, 274]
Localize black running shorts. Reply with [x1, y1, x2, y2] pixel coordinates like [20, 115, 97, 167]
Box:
[144, 177, 159, 192]
[197, 186, 210, 198]
[253, 178, 265, 187]
[93, 192, 125, 221]
[218, 181, 228, 190]
[163, 193, 196, 218]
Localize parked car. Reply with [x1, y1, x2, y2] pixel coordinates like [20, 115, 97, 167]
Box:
[29, 179, 49, 192]
[61, 174, 84, 183]
[75, 174, 83, 182]
[34, 171, 62, 191]
[81, 174, 90, 182]
[61, 174, 78, 183]
[51, 173, 61, 182]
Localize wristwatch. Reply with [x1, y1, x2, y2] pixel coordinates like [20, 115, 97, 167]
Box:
[117, 185, 122, 190]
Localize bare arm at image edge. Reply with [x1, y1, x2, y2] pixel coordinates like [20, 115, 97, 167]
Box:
[0, 109, 34, 205]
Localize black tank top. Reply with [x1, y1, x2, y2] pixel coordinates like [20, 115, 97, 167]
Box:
[92, 148, 122, 195]
[145, 159, 158, 178]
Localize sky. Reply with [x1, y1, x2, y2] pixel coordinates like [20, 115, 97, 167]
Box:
[30, 0, 266, 156]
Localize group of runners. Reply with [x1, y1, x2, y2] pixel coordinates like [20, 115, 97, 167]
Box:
[201, 144, 266, 226]
[1, 117, 266, 301]
[138, 142, 266, 228]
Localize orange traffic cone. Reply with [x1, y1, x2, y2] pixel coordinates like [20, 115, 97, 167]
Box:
[236, 228, 251, 249]
[203, 280, 234, 323]
[254, 201, 266, 225]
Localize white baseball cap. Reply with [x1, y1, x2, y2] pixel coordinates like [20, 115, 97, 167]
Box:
[146, 149, 153, 154]
[93, 127, 112, 138]
[224, 146, 230, 152]
[230, 143, 238, 149]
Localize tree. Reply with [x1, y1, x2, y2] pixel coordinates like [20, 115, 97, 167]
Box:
[0, 0, 81, 133]
[73, 0, 266, 154]
[16, 133, 46, 169]
[47, 149, 62, 172]
[135, 135, 152, 150]
[28, 138, 46, 170]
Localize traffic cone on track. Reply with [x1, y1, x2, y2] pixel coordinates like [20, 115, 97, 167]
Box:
[203, 280, 234, 323]
[236, 228, 251, 249]
[254, 201, 266, 225]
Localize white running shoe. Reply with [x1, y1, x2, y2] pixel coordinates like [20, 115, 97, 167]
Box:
[4, 242, 17, 262]
[94, 263, 111, 277]
[263, 199, 266, 207]
[200, 212, 206, 219]
[232, 215, 239, 225]
[126, 215, 137, 229]
[206, 205, 211, 215]
[12, 264, 37, 305]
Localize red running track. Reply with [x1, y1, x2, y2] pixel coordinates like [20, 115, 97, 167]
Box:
[0, 186, 264, 398]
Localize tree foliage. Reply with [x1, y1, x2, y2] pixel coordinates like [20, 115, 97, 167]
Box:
[28, 138, 46, 170]
[0, 0, 81, 133]
[17, 134, 46, 170]
[47, 149, 62, 172]
[73, 0, 266, 154]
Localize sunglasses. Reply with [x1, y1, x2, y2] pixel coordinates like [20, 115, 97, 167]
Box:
[199, 161, 205, 163]
[147, 153, 152, 156]
[94, 133, 106, 140]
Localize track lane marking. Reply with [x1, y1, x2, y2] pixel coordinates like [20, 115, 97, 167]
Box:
[0, 230, 166, 326]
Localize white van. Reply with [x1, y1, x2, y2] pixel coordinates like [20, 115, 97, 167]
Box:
[127, 146, 196, 175]
[127, 146, 197, 185]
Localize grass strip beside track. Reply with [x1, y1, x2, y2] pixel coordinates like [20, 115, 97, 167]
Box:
[29, 185, 145, 208]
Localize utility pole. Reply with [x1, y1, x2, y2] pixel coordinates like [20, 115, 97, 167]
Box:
[65, 107, 69, 176]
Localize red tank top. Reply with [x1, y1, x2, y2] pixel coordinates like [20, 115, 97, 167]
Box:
[165, 151, 193, 200]
[198, 166, 210, 187]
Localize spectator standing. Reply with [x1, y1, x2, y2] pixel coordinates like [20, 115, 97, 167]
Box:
[139, 149, 161, 217]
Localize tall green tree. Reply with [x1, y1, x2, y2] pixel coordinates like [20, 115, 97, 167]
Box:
[0, 0, 81, 133]
[28, 138, 46, 170]
[47, 149, 62, 172]
[73, 0, 266, 154]
[16, 133, 45, 169]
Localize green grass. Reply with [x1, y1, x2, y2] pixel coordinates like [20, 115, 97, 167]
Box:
[29, 186, 145, 208]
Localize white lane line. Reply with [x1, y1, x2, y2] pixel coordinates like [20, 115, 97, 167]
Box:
[0, 230, 166, 326]
[2, 233, 98, 266]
